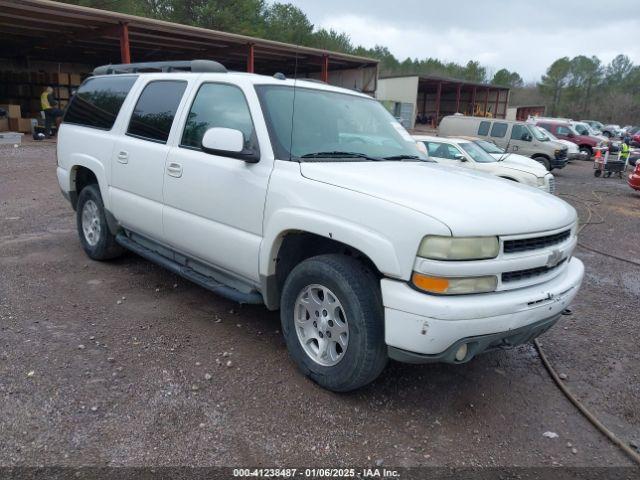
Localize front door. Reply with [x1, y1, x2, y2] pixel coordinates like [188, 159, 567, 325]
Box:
[162, 82, 272, 283]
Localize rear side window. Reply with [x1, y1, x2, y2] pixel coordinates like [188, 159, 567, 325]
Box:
[181, 83, 256, 150]
[490, 122, 508, 138]
[64, 76, 137, 130]
[477, 121, 490, 136]
[127, 81, 187, 143]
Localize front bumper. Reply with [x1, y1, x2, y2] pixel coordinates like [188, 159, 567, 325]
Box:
[551, 157, 568, 169]
[381, 257, 584, 362]
[629, 172, 640, 191]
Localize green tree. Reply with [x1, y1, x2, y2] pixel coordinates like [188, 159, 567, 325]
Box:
[491, 68, 523, 88]
[263, 3, 314, 45]
[566, 55, 602, 117]
[538, 57, 571, 116]
[313, 29, 353, 54]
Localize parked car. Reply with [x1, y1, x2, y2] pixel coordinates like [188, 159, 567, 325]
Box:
[56, 60, 585, 392]
[438, 115, 568, 171]
[581, 120, 604, 133]
[537, 127, 588, 161]
[601, 124, 623, 138]
[414, 135, 556, 193]
[571, 121, 620, 153]
[628, 163, 640, 191]
[536, 120, 605, 158]
[630, 130, 640, 147]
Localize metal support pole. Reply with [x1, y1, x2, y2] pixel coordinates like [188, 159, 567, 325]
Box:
[484, 88, 489, 116]
[434, 81, 442, 128]
[119, 22, 131, 64]
[246, 43, 255, 73]
[455, 84, 461, 113]
[321, 55, 329, 82]
[471, 86, 477, 115]
[494, 90, 500, 118]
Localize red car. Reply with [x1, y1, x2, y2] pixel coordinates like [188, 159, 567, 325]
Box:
[629, 163, 640, 191]
[537, 121, 602, 158]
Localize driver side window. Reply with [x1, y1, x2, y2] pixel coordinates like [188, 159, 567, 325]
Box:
[181, 83, 256, 151]
[425, 142, 461, 160]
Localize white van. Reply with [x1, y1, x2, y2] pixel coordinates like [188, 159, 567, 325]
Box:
[439, 115, 568, 171]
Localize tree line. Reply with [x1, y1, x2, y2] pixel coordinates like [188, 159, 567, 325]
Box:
[62, 0, 638, 123]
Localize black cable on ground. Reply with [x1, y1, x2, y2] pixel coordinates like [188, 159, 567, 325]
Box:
[534, 339, 640, 465]
[533, 186, 640, 465]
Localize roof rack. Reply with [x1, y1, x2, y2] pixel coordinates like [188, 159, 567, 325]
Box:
[93, 60, 227, 75]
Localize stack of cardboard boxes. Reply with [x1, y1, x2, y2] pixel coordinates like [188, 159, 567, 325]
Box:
[0, 103, 33, 133]
[0, 70, 85, 133]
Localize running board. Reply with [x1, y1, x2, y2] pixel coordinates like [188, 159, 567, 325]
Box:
[115, 233, 263, 305]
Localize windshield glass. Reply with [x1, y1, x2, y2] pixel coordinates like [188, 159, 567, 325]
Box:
[540, 128, 558, 141]
[475, 140, 504, 154]
[459, 142, 496, 163]
[255, 85, 426, 161]
[528, 125, 549, 141]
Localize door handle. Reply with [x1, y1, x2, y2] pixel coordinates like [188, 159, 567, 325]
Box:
[117, 151, 129, 164]
[166, 162, 183, 178]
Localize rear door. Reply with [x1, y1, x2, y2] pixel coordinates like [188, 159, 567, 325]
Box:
[109, 79, 189, 241]
[488, 121, 509, 150]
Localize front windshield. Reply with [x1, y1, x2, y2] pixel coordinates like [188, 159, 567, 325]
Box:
[459, 142, 496, 163]
[255, 85, 426, 161]
[475, 140, 504, 154]
[540, 128, 557, 141]
[528, 125, 549, 141]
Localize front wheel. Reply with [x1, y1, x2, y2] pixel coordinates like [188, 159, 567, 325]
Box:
[280, 254, 387, 392]
[533, 156, 551, 171]
[76, 184, 124, 260]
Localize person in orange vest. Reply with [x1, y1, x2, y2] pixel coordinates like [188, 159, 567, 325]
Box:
[41, 86, 63, 136]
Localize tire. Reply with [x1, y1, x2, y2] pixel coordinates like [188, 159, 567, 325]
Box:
[280, 254, 387, 392]
[579, 147, 592, 159]
[533, 156, 551, 171]
[594, 169, 602, 177]
[76, 184, 124, 261]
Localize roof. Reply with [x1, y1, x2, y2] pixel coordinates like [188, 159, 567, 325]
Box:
[379, 74, 510, 91]
[0, 0, 378, 73]
[412, 134, 472, 144]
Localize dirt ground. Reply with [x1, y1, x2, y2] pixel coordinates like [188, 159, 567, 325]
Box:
[1, 139, 638, 468]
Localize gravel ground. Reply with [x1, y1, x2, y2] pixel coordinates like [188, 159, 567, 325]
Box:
[0, 140, 637, 468]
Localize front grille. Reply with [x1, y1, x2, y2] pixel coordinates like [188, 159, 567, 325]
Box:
[503, 230, 570, 254]
[555, 148, 568, 160]
[502, 259, 566, 283]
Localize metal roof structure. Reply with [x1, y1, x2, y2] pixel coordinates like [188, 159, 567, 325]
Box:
[0, 0, 378, 80]
[379, 74, 510, 92]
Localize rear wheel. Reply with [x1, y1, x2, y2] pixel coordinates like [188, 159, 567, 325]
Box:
[579, 146, 592, 159]
[533, 155, 551, 171]
[280, 254, 387, 392]
[76, 184, 124, 260]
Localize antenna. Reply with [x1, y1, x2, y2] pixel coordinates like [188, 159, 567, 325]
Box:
[288, 44, 299, 162]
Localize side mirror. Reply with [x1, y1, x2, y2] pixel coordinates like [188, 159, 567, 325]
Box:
[454, 154, 467, 162]
[201, 127, 259, 163]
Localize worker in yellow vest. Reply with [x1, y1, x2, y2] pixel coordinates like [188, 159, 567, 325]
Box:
[41, 86, 63, 136]
[619, 138, 630, 165]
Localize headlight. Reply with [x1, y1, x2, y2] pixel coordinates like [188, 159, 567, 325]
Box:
[418, 236, 499, 260]
[412, 272, 498, 294]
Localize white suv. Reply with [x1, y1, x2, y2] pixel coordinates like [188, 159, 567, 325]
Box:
[56, 60, 584, 391]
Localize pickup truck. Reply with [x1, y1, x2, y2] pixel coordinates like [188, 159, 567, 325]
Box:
[56, 60, 585, 391]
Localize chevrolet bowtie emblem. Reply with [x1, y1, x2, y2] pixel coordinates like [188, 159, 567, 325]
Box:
[546, 249, 563, 268]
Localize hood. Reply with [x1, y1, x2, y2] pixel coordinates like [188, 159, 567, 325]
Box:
[489, 153, 549, 176]
[300, 161, 576, 236]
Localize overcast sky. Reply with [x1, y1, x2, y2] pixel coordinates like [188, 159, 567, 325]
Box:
[281, 0, 640, 82]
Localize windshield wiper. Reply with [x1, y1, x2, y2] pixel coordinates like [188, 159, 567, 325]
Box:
[382, 154, 420, 160]
[299, 151, 382, 161]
